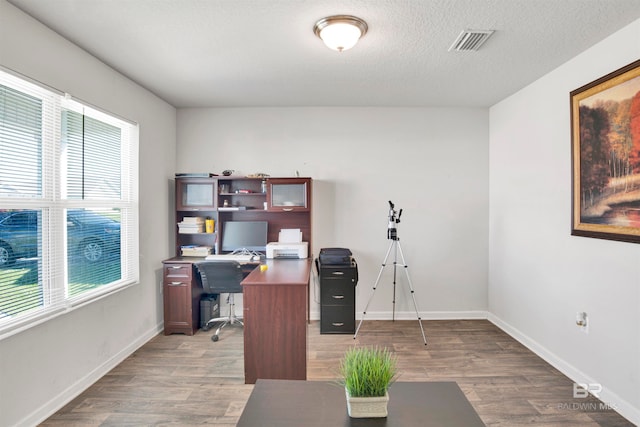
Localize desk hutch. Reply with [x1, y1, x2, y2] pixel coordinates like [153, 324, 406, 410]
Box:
[162, 176, 312, 336]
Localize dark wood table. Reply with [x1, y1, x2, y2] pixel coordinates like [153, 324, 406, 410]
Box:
[237, 379, 486, 426]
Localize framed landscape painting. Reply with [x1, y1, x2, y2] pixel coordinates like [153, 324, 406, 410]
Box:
[571, 59, 640, 243]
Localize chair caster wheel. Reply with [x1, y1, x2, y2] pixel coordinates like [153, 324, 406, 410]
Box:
[202, 325, 211, 331]
[212, 335, 219, 342]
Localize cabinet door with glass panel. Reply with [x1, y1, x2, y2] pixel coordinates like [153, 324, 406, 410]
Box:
[176, 178, 217, 211]
[266, 178, 311, 212]
[174, 177, 218, 256]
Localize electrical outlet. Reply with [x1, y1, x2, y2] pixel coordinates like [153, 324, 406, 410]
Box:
[576, 311, 588, 334]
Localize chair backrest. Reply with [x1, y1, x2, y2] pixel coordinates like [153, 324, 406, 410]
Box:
[195, 261, 244, 294]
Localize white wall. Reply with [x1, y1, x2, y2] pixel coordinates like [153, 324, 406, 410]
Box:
[0, 2, 176, 426]
[489, 19, 640, 424]
[177, 107, 489, 320]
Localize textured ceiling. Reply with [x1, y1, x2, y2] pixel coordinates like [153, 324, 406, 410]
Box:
[7, 0, 640, 108]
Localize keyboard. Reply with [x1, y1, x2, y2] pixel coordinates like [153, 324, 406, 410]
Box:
[204, 254, 255, 263]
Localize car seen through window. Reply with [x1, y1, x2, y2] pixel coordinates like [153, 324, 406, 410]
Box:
[0, 209, 121, 266]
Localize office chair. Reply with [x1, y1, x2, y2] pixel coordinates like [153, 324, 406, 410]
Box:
[194, 260, 244, 342]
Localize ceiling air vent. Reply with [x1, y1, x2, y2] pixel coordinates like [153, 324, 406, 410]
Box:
[448, 29, 494, 52]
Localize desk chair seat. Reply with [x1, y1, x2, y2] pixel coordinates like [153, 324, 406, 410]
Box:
[195, 260, 244, 342]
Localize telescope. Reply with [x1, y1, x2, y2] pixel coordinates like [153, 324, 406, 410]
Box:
[387, 200, 402, 240]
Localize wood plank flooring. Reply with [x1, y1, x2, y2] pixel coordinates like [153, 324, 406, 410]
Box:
[41, 320, 634, 426]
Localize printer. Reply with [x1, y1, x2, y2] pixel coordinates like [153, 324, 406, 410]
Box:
[266, 241, 308, 259]
[266, 228, 309, 259]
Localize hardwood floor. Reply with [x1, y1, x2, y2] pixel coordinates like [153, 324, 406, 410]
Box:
[41, 320, 634, 426]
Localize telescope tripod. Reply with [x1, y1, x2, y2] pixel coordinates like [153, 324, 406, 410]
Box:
[354, 237, 427, 345]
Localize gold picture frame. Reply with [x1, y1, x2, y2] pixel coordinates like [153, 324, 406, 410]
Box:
[571, 59, 640, 243]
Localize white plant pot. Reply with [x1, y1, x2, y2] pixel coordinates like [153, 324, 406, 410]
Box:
[345, 388, 389, 418]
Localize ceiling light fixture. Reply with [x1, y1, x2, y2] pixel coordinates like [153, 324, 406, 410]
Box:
[313, 15, 368, 52]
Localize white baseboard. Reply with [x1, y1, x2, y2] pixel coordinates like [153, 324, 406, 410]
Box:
[355, 310, 489, 320]
[20, 322, 164, 427]
[488, 313, 640, 426]
[308, 310, 489, 321]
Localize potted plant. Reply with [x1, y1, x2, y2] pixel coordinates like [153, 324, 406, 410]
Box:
[340, 346, 397, 418]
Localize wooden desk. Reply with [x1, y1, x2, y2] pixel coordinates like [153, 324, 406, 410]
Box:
[242, 259, 311, 384]
[237, 380, 486, 427]
[161, 257, 258, 335]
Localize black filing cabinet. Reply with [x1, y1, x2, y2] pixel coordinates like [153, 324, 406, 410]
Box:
[319, 260, 358, 334]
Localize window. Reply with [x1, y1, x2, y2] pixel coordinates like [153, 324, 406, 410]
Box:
[0, 69, 139, 338]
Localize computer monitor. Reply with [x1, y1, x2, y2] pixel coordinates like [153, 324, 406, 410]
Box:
[221, 221, 268, 253]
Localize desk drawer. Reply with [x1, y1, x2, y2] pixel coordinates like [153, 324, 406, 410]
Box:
[164, 263, 192, 280]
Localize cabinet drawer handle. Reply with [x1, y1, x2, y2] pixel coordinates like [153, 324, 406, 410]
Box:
[332, 322, 345, 327]
[331, 295, 345, 299]
[331, 271, 344, 275]
[282, 208, 293, 212]
[169, 281, 183, 286]
[170, 266, 182, 270]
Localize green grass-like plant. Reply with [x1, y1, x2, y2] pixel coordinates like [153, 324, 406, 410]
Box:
[340, 346, 397, 397]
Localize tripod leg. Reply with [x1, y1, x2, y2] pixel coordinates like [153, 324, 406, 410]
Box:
[354, 241, 393, 339]
[392, 240, 398, 322]
[396, 241, 427, 345]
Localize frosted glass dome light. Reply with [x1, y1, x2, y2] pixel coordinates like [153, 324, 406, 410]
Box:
[314, 15, 368, 52]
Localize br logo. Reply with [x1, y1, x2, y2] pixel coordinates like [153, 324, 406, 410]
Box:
[573, 383, 602, 399]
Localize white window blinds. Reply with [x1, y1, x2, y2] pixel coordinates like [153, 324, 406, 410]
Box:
[0, 69, 139, 339]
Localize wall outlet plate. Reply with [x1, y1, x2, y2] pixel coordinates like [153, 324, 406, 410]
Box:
[576, 312, 589, 334]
